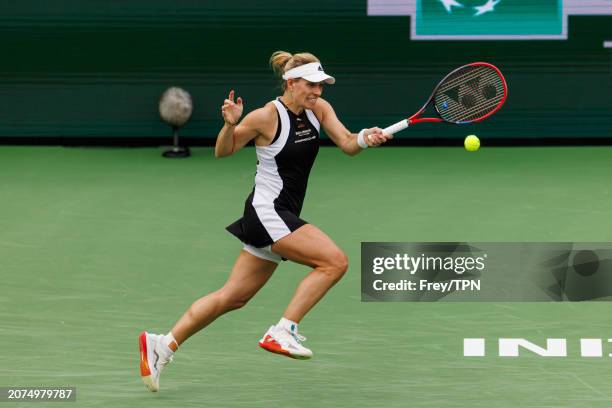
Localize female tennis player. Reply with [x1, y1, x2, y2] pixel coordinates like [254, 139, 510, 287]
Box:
[139, 50, 391, 392]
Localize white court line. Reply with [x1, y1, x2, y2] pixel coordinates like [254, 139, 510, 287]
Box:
[569, 373, 610, 399]
[604, 41, 612, 48]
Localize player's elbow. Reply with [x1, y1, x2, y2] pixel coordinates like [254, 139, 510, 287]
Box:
[340, 140, 358, 156]
[214, 147, 232, 158]
[342, 144, 359, 156]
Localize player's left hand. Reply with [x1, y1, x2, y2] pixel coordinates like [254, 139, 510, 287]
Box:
[365, 127, 393, 147]
[221, 89, 243, 126]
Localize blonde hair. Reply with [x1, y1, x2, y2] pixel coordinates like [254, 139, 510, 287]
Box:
[269, 51, 320, 90]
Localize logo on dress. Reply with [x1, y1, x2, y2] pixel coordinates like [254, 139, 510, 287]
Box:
[295, 126, 314, 143]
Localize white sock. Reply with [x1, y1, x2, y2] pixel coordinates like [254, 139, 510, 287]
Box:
[161, 332, 178, 355]
[277, 317, 298, 333]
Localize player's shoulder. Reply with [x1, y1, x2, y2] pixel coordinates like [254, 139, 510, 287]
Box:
[312, 97, 333, 121]
[259, 101, 279, 120]
[314, 97, 332, 111]
[244, 102, 277, 124]
[262, 100, 278, 115]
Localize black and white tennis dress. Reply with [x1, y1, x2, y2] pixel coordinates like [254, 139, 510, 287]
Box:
[226, 98, 320, 248]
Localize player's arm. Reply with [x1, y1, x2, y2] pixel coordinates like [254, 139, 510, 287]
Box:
[215, 90, 262, 158]
[314, 98, 392, 156]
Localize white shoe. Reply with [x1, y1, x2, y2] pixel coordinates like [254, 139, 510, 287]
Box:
[258, 325, 313, 359]
[139, 331, 173, 392]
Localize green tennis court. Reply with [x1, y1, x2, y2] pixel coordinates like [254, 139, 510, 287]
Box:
[2, 146, 612, 407]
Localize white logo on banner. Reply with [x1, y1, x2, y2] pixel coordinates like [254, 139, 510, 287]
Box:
[438, 0, 502, 16]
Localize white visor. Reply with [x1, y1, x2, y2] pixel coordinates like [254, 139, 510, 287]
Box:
[281, 62, 335, 84]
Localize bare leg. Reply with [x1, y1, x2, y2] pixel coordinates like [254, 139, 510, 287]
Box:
[171, 250, 278, 345]
[271, 224, 348, 323]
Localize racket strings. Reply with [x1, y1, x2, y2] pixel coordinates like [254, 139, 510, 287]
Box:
[437, 66, 488, 93]
[438, 71, 502, 118]
[439, 91, 502, 122]
[435, 67, 505, 123]
[437, 67, 500, 98]
[454, 99, 501, 122]
[440, 80, 503, 120]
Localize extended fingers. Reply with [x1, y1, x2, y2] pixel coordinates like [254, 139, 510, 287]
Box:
[224, 91, 242, 108]
[221, 91, 243, 122]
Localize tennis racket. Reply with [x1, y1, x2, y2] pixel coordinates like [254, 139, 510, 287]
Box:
[382, 62, 507, 135]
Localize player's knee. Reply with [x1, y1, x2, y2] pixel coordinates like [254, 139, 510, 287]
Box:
[323, 251, 349, 282]
[217, 289, 249, 311]
[336, 253, 349, 279]
[227, 298, 248, 311]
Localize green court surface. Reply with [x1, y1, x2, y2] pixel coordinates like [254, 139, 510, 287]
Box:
[1, 146, 612, 408]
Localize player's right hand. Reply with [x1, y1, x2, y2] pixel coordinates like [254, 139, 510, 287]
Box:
[221, 90, 243, 126]
[365, 127, 393, 147]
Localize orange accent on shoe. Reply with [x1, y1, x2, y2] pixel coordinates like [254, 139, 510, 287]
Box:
[168, 341, 178, 352]
[139, 332, 151, 376]
[258, 335, 294, 358]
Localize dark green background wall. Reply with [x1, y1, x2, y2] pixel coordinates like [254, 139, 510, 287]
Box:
[0, 1, 610, 140]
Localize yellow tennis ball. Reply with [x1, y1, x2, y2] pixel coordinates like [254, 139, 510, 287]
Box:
[464, 135, 480, 152]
